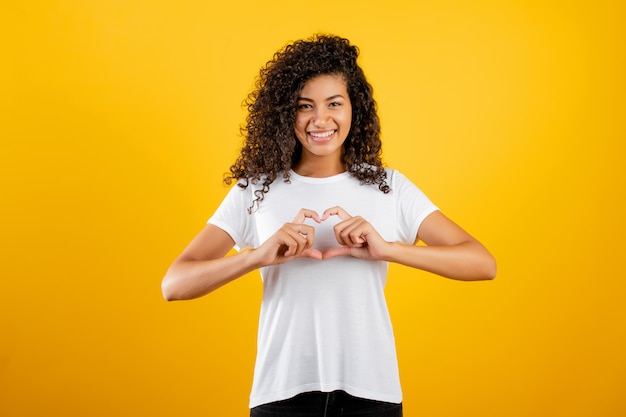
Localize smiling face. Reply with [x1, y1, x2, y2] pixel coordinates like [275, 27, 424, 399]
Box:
[293, 74, 352, 176]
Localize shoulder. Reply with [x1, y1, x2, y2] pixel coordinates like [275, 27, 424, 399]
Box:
[383, 168, 434, 202]
[383, 167, 410, 186]
[232, 171, 286, 190]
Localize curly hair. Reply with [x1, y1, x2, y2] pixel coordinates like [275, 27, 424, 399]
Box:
[225, 34, 390, 212]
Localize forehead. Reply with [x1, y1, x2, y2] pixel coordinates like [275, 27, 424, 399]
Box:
[299, 74, 348, 97]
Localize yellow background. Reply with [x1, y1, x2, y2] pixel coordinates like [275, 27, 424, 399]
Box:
[2, 1, 625, 416]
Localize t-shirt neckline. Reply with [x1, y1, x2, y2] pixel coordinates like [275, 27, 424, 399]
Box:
[289, 170, 351, 184]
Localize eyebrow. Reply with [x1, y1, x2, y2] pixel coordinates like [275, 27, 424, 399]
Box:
[297, 94, 346, 102]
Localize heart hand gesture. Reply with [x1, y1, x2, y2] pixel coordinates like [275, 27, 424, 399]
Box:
[252, 207, 389, 267]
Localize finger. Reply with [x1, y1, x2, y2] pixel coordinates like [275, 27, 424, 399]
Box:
[321, 206, 352, 221]
[322, 246, 352, 260]
[298, 248, 323, 260]
[282, 224, 315, 256]
[292, 208, 322, 224]
[278, 234, 301, 258]
[334, 218, 367, 246]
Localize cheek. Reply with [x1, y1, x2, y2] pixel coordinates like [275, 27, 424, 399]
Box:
[294, 123, 307, 143]
[341, 111, 353, 129]
[342, 104, 353, 122]
[294, 116, 306, 133]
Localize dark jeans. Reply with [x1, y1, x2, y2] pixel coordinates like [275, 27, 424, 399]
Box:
[250, 390, 403, 417]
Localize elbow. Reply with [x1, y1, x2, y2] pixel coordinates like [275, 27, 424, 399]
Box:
[478, 254, 497, 281]
[458, 252, 496, 281]
[161, 275, 182, 302]
[161, 267, 213, 301]
[161, 279, 175, 302]
[484, 264, 497, 281]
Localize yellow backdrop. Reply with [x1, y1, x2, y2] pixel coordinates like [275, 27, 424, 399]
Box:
[2, 1, 625, 416]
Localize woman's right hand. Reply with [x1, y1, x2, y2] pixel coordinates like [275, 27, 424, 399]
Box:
[251, 208, 323, 266]
[162, 209, 323, 301]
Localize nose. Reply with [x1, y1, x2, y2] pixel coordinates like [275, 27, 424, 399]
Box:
[313, 107, 330, 127]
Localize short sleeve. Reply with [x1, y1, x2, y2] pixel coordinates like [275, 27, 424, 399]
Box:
[207, 184, 257, 251]
[389, 170, 439, 244]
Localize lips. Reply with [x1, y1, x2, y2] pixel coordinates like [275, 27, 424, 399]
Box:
[308, 130, 336, 142]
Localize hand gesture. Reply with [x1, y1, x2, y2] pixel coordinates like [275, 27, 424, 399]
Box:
[251, 209, 323, 267]
[321, 206, 390, 261]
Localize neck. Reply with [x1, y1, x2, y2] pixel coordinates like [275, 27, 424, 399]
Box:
[293, 158, 346, 178]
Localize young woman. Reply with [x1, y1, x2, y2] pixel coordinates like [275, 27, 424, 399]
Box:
[162, 34, 496, 417]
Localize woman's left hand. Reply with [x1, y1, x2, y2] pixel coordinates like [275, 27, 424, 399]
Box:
[321, 206, 390, 261]
[319, 206, 496, 281]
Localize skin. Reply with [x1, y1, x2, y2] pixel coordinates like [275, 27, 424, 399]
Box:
[161, 74, 496, 301]
[293, 74, 352, 178]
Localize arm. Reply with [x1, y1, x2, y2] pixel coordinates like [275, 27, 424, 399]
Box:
[161, 224, 256, 301]
[323, 208, 496, 281]
[386, 211, 496, 281]
[161, 210, 324, 301]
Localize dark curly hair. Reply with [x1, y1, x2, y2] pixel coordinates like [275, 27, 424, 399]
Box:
[225, 34, 390, 212]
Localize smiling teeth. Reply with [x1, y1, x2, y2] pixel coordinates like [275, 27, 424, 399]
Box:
[310, 130, 334, 138]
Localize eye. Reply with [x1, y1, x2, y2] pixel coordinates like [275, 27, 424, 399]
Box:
[297, 103, 313, 111]
[328, 101, 341, 108]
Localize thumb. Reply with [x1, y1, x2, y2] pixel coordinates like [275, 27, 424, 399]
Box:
[298, 247, 323, 260]
[322, 246, 352, 260]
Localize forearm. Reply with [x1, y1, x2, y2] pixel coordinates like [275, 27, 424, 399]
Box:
[384, 240, 496, 281]
[161, 249, 259, 301]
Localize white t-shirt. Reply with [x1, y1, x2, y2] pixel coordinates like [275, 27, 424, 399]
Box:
[208, 169, 438, 408]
